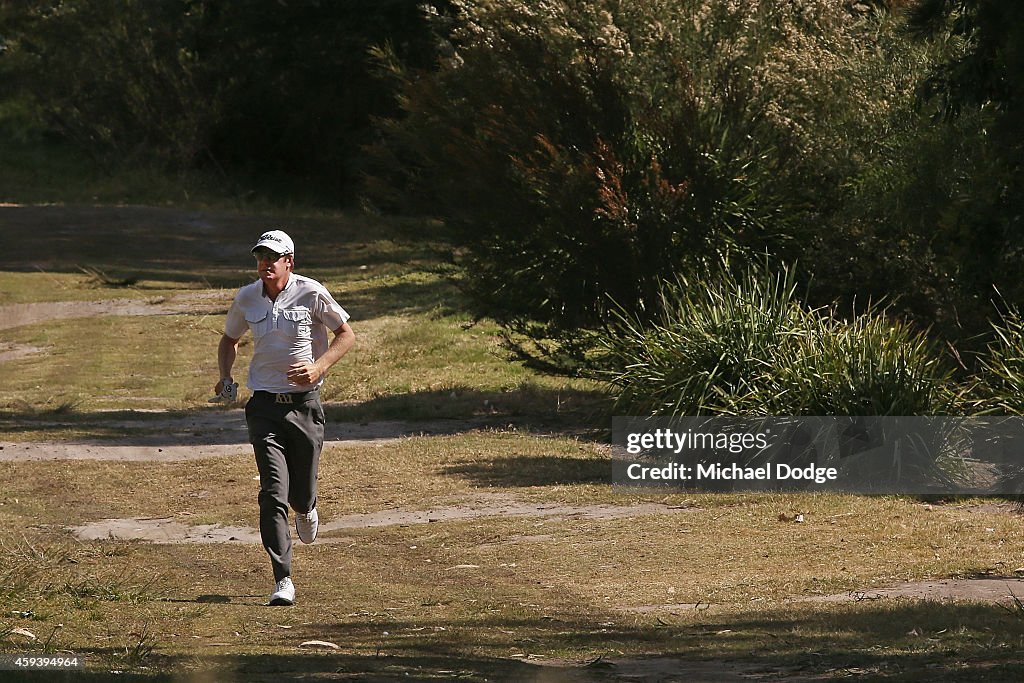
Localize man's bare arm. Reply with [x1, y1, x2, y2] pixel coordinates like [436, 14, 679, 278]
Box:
[216, 334, 240, 394]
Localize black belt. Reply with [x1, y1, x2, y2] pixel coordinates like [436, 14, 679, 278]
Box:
[254, 389, 320, 405]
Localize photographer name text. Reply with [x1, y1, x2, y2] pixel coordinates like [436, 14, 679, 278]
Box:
[625, 462, 838, 484]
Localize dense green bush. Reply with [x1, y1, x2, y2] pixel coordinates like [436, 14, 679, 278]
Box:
[803, 0, 1024, 341]
[0, 1, 220, 167]
[0, 0, 445, 200]
[369, 1, 927, 334]
[365, 0, 1024, 357]
[606, 264, 956, 417]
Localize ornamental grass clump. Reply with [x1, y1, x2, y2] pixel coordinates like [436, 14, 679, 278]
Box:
[974, 305, 1024, 415]
[607, 264, 807, 416]
[781, 312, 957, 416]
[607, 264, 956, 417]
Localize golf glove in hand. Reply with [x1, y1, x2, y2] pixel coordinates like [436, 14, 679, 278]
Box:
[210, 378, 239, 403]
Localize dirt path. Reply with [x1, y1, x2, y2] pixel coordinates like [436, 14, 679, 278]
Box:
[65, 490, 1024, 611]
[0, 411, 494, 461]
[0, 291, 230, 332]
[69, 492, 685, 543]
[624, 577, 1024, 615]
[795, 578, 1024, 604]
[0, 341, 44, 362]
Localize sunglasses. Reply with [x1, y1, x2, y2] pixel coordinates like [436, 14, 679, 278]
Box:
[253, 248, 289, 262]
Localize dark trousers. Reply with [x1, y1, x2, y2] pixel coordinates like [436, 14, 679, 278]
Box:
[245, 390, 325, 581]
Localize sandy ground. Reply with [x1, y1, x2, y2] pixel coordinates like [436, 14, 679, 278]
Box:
[2, 283, 1019, 611]
[0, 291, 230, 331]
[68, 491, 684, 543]
[0, 413, 487, 461]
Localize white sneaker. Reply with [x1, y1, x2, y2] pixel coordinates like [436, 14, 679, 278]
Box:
[269, 577, 295, 606]
[295, 507, 318, 544]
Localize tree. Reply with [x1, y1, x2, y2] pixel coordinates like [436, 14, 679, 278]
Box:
[904, 0, 1024, 327]
[367, 0, 924, 340]
[0, 0, 447, 200]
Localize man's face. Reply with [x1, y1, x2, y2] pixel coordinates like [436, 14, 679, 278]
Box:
[253, 247, 292, 286]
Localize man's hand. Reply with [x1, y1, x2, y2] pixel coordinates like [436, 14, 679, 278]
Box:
[287, 361, 323, 386]
[287, 323, 354, 387]
[213, 377, 238, 401]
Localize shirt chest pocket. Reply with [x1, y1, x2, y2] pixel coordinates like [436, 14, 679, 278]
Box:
[281, 308, 313, 339]
[245, 310, 272, 339]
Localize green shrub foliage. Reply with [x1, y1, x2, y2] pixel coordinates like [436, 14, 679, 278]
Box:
[903, 0, 1024, 335]
[370, 1, 922, 333]
[606, 264, 955, 417]
[975, 305, 1024, 415]
[0, 0, 445, 199]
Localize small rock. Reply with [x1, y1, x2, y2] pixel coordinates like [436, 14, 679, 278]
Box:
[299, 640, 340, 650]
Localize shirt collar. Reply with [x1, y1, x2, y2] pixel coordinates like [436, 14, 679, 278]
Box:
[262, 272, 295, 300]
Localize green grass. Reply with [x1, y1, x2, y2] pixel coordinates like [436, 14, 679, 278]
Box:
[0, 203, 604, 424]
[0, 314, 226, 411]
[0, 304, 601, 420]
[0, 271, 169, 305]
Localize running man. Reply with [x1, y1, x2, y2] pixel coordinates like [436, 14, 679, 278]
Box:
[215, 229, 355, 605]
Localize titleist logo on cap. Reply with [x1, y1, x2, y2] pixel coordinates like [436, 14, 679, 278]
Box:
[252, 229, 294, 255]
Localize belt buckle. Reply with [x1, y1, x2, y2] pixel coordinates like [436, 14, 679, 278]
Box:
[275, 393, 293, 405]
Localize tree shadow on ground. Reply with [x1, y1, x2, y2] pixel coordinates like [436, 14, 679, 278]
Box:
[325, 385, 610, 433]
[0, 385, 609, 446]
[217, 602, 1024, 681]
[441, 454, 610, 487]
[21, 601, 1024, 682]
[339, 274, 463, 320]
[2, 205, 459, 303]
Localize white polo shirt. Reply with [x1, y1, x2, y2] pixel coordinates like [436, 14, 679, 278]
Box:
[224, 273, 349, 393]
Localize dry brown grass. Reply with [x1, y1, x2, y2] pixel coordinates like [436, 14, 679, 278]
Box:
[2, 435, 1024, 679]
[3, 207, 1024, 680]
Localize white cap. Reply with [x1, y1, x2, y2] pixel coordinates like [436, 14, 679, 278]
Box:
[251, 229, 294, 255]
